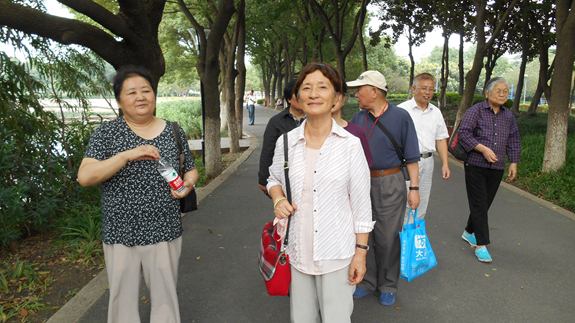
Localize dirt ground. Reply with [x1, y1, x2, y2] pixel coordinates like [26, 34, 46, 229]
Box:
[0, 231, 105, 323]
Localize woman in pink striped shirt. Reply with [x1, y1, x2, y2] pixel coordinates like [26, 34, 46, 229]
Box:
[267, 63, 374, 323]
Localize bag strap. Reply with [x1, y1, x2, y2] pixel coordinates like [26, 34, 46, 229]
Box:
[282, 133, 292, 249]
[367, 112, 406, 164]
[170, 122, 185, 177]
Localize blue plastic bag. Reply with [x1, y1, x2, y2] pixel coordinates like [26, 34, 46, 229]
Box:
[399, 208, 438, 281]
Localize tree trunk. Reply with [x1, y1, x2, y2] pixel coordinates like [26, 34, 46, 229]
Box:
[235, 0, 246, 138]
[219, 52, 229, 132]
[456, 0, 519, 127]
[458, 30, 465, 95]
[262, 62, 272, 107]
[408, 29, 415, 93]
[204, 63, 223, 177]
[360, 28, 368, 72]
[224, 2, 242, 154]
[336, 51, 347, 80]
[439, 31, 449, 109]
[309, 0, 370, 80]
[512, 18, 530, 114]
[177, 0, 236, 177]
[0, 0, 168, 88]
[528, 82, 543, 113]
[542, 0, 575, 172]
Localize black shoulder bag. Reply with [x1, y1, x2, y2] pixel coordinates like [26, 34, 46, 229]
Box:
[171, 122, 198, 213]
[368, 113, 410, 181]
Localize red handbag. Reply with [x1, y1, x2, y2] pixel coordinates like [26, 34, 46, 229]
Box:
[259, 221, 291, 296]
[258, 133, 292, 296]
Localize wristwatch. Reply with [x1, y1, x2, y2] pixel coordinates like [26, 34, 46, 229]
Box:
[356, 244, 369, 250]
[409, 186, 419, 190]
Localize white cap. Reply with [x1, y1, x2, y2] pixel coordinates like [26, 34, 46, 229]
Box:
[346, 71, 388, 92]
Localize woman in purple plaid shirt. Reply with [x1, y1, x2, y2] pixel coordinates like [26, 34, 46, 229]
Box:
[458, 77, 521, 263]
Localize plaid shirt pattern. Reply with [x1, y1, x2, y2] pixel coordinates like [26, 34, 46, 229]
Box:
[459, 100, 521, 170]
[259, 222, 285, 281]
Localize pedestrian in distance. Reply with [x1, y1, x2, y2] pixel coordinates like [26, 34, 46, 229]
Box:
[458, 77, 521, 263]
[258, 79, 306, 196]
[275, 96, 283, 110]
[348, 70, 421, 306]
[268, 62, 374, 323]
[77, 65, 199, 323]
[398, 73, 451, 225]
[246, 90, 257, 125]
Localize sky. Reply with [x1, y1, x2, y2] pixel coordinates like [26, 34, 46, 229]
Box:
[2, 1, 467, 65]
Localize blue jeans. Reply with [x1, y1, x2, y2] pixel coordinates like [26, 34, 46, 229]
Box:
[248, 105, 255, 124]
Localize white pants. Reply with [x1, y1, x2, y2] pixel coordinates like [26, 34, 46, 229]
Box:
[103, 237, 182, 323]
[404, 155, 434, 225]
[289, 265, 355, 323]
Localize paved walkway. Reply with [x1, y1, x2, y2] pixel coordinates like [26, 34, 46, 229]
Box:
[50, 104, 575, 322]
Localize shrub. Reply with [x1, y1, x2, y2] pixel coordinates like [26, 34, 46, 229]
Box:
[156, 100, 203, 140]
[387, 94, 408, 99]
[257, 99, 265, 105]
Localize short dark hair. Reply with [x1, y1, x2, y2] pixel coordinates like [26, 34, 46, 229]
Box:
[284, 79, 297, 107]
[294, 62, 343, 99]
[113, 65, 154, 101]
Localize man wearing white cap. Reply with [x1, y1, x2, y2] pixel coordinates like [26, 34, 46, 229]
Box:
[399, 73, 451, 226]
[348, 70, 420, 306]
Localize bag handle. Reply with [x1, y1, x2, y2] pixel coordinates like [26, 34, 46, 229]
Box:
[282, 133, 292, 251]
[171, 122, 185, 178]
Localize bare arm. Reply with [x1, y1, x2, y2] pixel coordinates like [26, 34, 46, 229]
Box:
[77, 145, 160, 186]
[406, 162, 420, 210]
[508, 163, 518, 181]
[349, 232, 369, 285]
[269, 185, 297, 220]
[436, 139, 450, 180]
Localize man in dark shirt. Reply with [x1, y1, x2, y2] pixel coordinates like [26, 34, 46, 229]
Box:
[347, 71, 420, 306]
[258, 79, 305, 195]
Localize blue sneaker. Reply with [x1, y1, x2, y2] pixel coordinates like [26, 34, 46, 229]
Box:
[475, 247, 492, 262]
[353, 286, 374, 299]
[462, 230, 477, 246]
[379, 293, 395, 306]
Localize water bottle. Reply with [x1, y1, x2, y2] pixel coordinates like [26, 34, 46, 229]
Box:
[157, 158, 187, 194]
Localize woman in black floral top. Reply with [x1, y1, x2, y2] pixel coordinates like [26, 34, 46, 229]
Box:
[78, 66, 198, 323]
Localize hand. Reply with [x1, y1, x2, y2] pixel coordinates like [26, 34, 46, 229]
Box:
[508, 163, 517, 181]
[274, 199, 297, 220]
[408, 190, 420, 210]
[348, 251, 367, 285]
[258, 184, 269, 195]
[442, 164, 451, 180]
[125, 145, 160, 162]
[171, 178, 194, 199]
[480, 146, 499, 163]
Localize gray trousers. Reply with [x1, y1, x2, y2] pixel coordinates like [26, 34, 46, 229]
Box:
[289, 266, 354, 323]
[359, 171, 406, 294]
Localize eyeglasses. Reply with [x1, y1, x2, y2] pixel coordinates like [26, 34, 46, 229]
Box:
[416, 87, 435, 93]
[492, 90, 509, 96]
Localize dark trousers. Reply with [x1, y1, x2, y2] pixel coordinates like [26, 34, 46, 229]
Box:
[464, 164, 504, 246]
[360, 172, 405, 294]
[248, 104, 255, 124]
